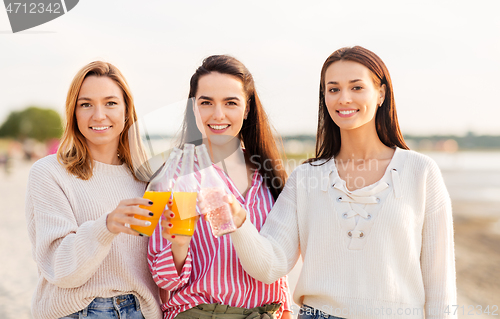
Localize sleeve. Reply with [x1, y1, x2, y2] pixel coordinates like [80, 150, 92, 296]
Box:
[279, 275, 292, 311]
[148, 217, 193, 291]
[25, 162, 117, 289]
[420, 160, 457, 319]
[230, 168, 301, 285]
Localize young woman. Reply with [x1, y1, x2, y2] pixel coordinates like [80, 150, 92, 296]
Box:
[223, 47, 457, 319]
[148, 55, 293, 319]
[25, 61, 162, 319]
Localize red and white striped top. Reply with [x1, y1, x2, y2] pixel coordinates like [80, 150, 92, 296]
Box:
[148, 159, 291, 319]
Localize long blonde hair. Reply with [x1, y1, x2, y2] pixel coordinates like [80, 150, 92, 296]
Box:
[57, 61, 144, 181]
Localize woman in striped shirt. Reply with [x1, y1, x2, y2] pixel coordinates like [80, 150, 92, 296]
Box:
[148, 55, 293, 319]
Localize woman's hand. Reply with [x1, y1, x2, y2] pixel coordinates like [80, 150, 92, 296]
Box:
[106, 198, 153, 236]
[160, 199, 193, 275]
[224, 194, 247, 228]
[197, 193, 247, 229]
[160, 199, 193, 247]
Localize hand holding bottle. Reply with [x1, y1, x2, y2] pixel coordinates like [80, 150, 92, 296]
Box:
[107, 198, 155, 236]
[198, 193, 248, 230]
[160, 198, 193, 247]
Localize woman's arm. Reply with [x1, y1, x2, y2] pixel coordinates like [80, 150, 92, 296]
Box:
[420, 161, 457, 319]
[25, 163, 138, 289]
[148, 215, 193, 291]
[228, 169, 301, 284]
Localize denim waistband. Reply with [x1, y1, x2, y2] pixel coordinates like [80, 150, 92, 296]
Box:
[301, 305, 345, 319]
[83, 294, 140, 313]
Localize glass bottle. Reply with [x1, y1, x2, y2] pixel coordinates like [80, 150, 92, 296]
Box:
[132, 147, 182, 236]
[169, 144, 199, 236]
[195, 144, 236, 237]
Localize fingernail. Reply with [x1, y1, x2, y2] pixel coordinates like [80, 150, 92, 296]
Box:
[149, 201, 154, 205]
[168, 200, 173, 205]
[145, 221, 151, 226]
[171, 235, 176, 238]
[149, 212, 154, 216]
[168, 223, 172, 227]
[170, 213, 174, 218]
[139, 234, 144, 237]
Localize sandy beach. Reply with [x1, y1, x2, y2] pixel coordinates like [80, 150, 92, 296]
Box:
[0, 159, 499, 319]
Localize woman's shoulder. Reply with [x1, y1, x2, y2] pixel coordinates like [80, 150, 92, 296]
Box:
[396, 148, 441, 172]
[29, 154, 65, 176]
[290, 158, 335, 177]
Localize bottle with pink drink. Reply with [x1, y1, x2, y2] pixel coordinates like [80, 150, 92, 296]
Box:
[195, 144, 237, 237]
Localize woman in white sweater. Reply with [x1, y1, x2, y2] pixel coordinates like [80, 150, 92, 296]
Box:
[221, 46, 457, 319]
[25, 61, 162, 319]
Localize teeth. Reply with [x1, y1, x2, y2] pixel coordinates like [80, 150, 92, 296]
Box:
[92, 126, 110, 131]
[339, 110, 357, 115]
[209, 124, 229, 130]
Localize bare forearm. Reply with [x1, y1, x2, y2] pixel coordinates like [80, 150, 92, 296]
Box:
[171, 243, 189, 275]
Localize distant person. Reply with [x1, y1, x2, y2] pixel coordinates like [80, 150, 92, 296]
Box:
[148, 55, 293, 319]
[221, 46, 457, 319]
[25, 61, 162, 319]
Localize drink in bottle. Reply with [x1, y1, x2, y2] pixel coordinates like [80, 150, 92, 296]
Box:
[195, 144, 236, 237]
[132, 148, 182, 236]
[168, 144, 199, 236]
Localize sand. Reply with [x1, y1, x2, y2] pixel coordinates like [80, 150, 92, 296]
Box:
[0, 159, 498, 319]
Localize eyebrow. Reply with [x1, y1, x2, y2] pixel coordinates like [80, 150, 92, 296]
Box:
[198, 96, 241, 101]
[327, 79, 363, 85]
[77, 96, 120, 101]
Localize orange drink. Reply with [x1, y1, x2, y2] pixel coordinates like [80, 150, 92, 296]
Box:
[132, 191, 171, 236]
[168, 191, 199, 236]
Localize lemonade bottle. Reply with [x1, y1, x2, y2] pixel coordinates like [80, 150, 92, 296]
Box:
[169, 144, 199, 236]
[131, 148, 182, 236]
[195, 144, 236, 237]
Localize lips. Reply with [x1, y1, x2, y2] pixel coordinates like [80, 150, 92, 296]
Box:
[336, 109, 358, 118]
[207, 124, 230, 133]
[90, 126, 111, 131]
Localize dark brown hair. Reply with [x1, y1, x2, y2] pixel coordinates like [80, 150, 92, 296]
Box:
[305, 46, 409, 164]
[179, 55, 287, 201]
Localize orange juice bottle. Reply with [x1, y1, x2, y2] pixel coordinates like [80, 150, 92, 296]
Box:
[131, 148, 182, 236]
[168, 144, 199, 236]
[170, 192, 199, 236]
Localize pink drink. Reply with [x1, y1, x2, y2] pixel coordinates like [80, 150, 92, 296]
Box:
[200, 187, 236, 237]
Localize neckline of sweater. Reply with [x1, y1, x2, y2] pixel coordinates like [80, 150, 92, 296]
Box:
[93, 160, 131, 176]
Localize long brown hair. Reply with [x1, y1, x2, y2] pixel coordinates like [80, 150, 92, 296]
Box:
[57, 61, 142, 181]
[179, 55, 287, 201]
[305, 46, 409, 164]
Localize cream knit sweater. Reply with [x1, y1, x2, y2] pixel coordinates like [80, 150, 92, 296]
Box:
[25, 155, 162, 319]
[231, 148, 457, 319]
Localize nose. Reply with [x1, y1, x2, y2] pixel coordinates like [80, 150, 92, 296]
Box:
[338, 90, 352, 105]
[92, 105, 106, 121]
[212, 104, 225, 121]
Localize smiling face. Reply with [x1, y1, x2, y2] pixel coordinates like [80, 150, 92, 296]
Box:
[193, 72, 249, 146]
[324, 60, 386, 133]
[75, 75, 126, 155]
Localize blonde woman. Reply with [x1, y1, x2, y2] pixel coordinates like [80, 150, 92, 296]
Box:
[25, 61, 162, 319]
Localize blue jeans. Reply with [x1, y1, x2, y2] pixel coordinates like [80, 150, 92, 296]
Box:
[298, 305, 346, 319]
[60, 294, 144, 319]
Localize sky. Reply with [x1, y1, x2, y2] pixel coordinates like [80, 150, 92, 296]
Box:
[0, 0, 499, 136]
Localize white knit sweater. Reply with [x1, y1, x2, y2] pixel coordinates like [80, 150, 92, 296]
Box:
[231, 148, 457, 319]
[25, 155, 162, 319]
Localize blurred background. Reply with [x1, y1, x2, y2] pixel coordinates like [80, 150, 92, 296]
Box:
[1, 1, 499, 318]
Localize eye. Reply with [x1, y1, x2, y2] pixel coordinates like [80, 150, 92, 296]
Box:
[106, 101, 117, 106]
[80, 103, 91, 108]
[329, 87, 339, 93]
[226, 101, 238, 106]
[200, 101, 211, 106]
[352, 86, 363, 91]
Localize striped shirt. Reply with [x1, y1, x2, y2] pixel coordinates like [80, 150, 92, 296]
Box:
[148, 160, 292, 319]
